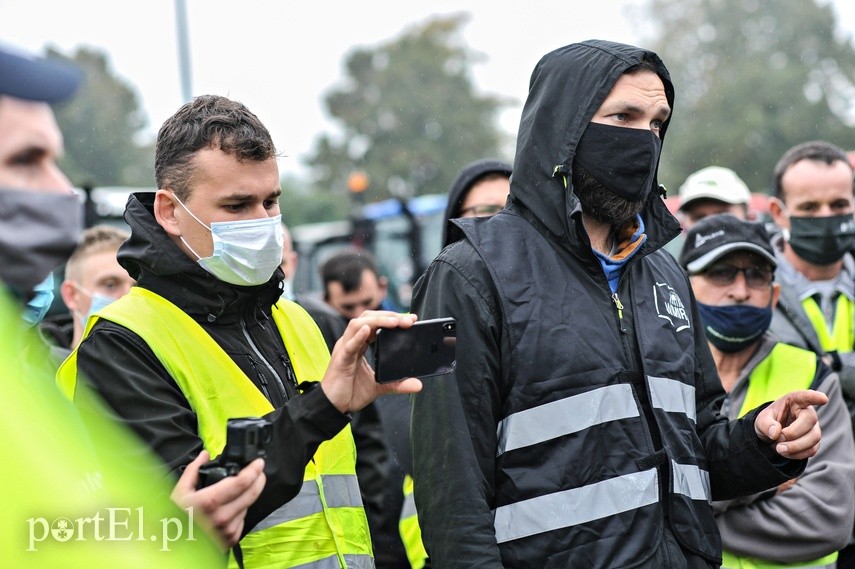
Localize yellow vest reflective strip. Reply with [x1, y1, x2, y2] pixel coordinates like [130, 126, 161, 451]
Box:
[56, 287, 372, 569]
[493, 468, 659, 544]
[399, 475, 427, 569]
[725, 343, 836, 569]
[801, 295, 854, 354]
[251, 475, 362, 531]
[286, 554, 375, 569]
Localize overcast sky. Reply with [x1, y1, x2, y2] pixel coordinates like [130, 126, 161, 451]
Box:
[3, 0, 854, 180]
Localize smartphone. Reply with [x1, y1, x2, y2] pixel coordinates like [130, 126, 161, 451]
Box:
[373, 317, 457, 383]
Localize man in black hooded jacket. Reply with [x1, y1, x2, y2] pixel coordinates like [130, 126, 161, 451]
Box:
[411, 40, 827, 568]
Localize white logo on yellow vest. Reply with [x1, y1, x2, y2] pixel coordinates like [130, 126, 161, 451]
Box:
[654, 281, 691, 332]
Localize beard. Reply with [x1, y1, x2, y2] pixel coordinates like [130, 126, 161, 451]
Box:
[572, 161, 646, 226]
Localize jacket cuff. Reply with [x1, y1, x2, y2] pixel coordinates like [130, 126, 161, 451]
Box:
[742, 404, 807, 478]
[298, 383, 351, 439]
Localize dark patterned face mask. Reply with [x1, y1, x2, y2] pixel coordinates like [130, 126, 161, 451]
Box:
[0, 188, 82, 295]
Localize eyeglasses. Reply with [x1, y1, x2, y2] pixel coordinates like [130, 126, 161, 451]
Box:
[697, 264, 774, 289]
[459, 203, 504, 217]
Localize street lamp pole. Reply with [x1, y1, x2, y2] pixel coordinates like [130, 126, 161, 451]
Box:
[174, 0, 193, 103]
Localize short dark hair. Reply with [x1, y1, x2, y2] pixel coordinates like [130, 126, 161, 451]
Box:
[320, 248, 380, 296]
[772, 140, 853, 201]
[154, 94, 277, 201]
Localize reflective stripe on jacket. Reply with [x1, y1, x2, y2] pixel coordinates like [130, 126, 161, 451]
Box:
[463, 211, 719, 567]
[722, 343, 836, 569]
[57, 286, 373, 569]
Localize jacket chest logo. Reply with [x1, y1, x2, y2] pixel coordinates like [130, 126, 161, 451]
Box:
[654, 282, 690, 332]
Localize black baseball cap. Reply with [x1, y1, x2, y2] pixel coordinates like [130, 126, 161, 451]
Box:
[0, 43, 83, 103]
[679, 214, 776, 273]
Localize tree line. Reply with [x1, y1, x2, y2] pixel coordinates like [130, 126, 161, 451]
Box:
[49, 1, 855, 226]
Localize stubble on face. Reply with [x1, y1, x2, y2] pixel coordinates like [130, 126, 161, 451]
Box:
[572, 161, 645, 226]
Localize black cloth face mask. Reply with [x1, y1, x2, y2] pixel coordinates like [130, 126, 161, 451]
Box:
[574, 122, 662, 202]
[0, 188, 83, 295]
[787, 213, 855, 266]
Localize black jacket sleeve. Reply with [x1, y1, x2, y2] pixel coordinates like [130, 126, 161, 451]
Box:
[687, 291, 806, 500]
[75, 319, 350, 532]
[410, 244, 506, 568]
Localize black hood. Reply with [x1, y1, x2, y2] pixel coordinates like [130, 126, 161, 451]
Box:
[442, 158, 513, 247]
[117, 192, 284, 322]
[509, 39, 680, 251]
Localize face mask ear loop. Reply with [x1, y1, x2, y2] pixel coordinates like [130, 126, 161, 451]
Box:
[172, 192, 209, 261]
[70, 281, 93, 299]
[69, 281, 90, 325]
[180, 236, 204, 261]
[770, 197, 792, 236]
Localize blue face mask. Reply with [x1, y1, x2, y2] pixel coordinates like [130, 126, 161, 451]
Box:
[71, 283, 118, 327]
[22, 273, 55, 326]
[696, 301, 772, 353]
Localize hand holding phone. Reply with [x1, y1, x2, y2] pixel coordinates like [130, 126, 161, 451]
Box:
[373, 317, 457, 383]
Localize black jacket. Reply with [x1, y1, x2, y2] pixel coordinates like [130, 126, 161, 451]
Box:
[410, 40, 803, 569]
[76, 192, 350, 532]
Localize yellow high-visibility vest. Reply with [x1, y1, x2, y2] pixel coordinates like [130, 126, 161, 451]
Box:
[58, 286, 373, 568]
[399, 474, 427, 569]
[801, 294, 854, 354]
[2, 289, 223, 567]
[723, 343, 836, 569]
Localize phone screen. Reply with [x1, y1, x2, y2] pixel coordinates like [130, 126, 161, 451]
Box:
[373, 317, 457, 383]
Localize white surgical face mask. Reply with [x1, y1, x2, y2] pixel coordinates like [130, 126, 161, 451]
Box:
[174, 195, 284, 287]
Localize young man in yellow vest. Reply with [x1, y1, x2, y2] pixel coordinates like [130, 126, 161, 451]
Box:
[58, 94, 422, 568]
[681, 214, 855, 569]
[1, 44, 265, 566]
[766, 140, 855, 566]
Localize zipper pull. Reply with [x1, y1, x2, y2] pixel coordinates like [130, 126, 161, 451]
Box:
[280, 354, 299, 388]
[612, 292, 627, 333]
[612, 292, 624, 320]
[247, 355, 273, 401]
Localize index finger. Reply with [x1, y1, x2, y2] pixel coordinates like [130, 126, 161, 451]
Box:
[350, 311, 418, 333]
[203, 458, 266, 504]
[378, 377, 423, 396]
[784, 389, 829, 409]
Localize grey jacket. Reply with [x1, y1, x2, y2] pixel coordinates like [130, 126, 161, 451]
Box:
[769, 233, 855, 403]
[713, 335, 855, 562]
